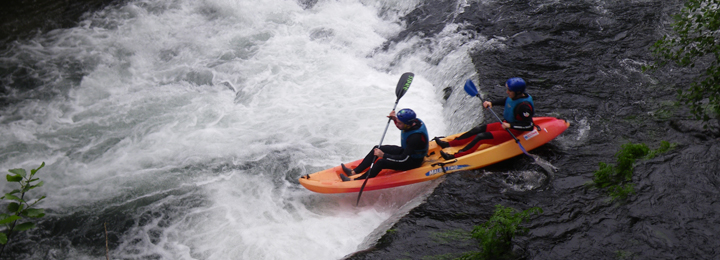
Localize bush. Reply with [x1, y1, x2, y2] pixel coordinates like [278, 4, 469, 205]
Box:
[593, 141, 677, 200]
[0, 162, 47, 256]
[646, 0, 720, 122]
[458, 205, 542, 260]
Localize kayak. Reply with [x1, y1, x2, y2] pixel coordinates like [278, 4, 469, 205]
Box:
[299, 117, 569, 194]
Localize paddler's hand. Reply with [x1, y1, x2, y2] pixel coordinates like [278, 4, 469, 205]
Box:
[483, 101, 492, 108]
[502, 122, 511, 129]
[373, 148, 384, 158]
[387, 110, 397, 120]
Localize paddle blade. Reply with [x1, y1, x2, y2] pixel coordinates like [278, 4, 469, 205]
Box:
[463, 79, 479, 97]
[395, 72, 414, 99]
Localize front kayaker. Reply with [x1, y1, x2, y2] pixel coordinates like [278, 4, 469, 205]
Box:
[340, 108, 429, 181]
[437, 77, 535, 159]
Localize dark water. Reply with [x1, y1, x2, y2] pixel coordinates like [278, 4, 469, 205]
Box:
[0, 0, 128, 108]
[2, 0, 719, 259]
[349, 1, 720, 260]
[0, 0, 124, 46]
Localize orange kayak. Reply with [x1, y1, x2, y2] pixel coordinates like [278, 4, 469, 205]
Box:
[299, 117, 569, 193]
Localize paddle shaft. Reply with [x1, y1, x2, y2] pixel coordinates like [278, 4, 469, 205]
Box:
[356, 72, 414, 206]
[356, 101, 399, 206]
[377, 103, 399, 147]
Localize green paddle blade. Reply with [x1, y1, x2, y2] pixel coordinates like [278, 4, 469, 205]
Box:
[395, 72, 414, 100]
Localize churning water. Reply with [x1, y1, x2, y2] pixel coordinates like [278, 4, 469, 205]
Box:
[0, 0, 505, 259]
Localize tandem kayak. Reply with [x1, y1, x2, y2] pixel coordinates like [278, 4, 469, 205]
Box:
[299, 117, 569, 194]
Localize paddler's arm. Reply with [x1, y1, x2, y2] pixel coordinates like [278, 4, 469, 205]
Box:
[383, 133, 425, 162]
[387, 110, 404, 129]
[489, 98, 505, 108]
[372, 110, 402, 159]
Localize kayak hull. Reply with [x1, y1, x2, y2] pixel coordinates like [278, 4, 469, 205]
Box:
[299, 117, 569, 194]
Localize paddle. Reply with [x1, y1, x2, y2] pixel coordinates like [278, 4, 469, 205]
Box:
[463, 79, 554, 173]
[356, 72, 414, 206]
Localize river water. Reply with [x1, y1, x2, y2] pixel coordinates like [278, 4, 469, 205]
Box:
[1, 0, 718, 260]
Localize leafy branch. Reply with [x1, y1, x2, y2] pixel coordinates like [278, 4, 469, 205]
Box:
[0, 162, 47, 256]
[645, 0, 720, 122]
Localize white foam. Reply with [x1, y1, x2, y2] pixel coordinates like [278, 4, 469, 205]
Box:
[0, 0, 487, 259]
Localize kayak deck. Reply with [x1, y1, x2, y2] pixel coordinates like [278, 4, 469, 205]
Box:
[299, 117, 569, 193]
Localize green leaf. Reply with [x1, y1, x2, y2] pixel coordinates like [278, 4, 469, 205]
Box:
[14, 222, 36, 231]
[2, 194, 23, 202]
[31, 196, 46, 203]
[0, 215, 21, 225]
[7, 202, 20, 212]
[24, 208, 45, 218]
[31, 162, 45, 176]
[29, 196, 46, 206]
[24, 181, 45, 192]
[0, 232, 6, 245]
[6, 174, 22, 182]
[8, 168, 26, 178]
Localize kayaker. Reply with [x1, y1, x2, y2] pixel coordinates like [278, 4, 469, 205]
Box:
[339, 108, 429, 181]
[437, 77, 535, 159]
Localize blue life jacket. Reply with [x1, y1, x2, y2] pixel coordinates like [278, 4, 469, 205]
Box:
[503, 94, 534, 123]
[401, 119, 429, 159]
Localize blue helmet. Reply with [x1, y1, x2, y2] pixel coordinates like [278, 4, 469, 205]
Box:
[506, 77, 526, 92]
[396, 108, 416, 124]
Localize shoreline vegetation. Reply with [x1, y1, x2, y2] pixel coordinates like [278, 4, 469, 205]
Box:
[0, 162, 46, 257]
[592, 141, 677, 200]
[459, 205, 542, 260]
[647, 0, 720, 123]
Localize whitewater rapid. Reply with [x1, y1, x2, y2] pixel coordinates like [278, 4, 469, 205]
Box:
[0, 0, 490, 259]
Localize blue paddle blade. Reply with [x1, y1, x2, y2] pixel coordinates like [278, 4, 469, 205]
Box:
[463, 79, 479, 97]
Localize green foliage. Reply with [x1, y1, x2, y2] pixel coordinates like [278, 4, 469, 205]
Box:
[457, 205, 542, 260]
[593, 142, 677, 200]
[607, 183, 636, 201]
[429, 229, 471, 245]
[646, 0, 720, 122]
[0, 162, 47, 255]
[616, 250, 634, 260]
[646, 140, 678, 159]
